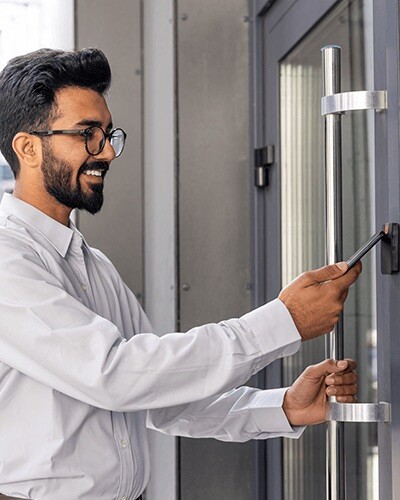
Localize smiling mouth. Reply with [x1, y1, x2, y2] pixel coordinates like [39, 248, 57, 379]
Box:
[83, 169, 104, 178]
[80, 161, 109, 182]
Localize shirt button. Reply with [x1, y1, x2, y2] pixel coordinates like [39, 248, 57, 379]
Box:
[121, 439, 127, 449]
[121, 497, 127, 500]
[82, 283, 88, 291]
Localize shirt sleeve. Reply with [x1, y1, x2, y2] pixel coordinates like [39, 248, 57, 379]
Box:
[0, 241, 302, 412]
[147, 387, 306, 441]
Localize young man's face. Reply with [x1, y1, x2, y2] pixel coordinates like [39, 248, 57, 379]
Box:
[40, 86, 116, 214]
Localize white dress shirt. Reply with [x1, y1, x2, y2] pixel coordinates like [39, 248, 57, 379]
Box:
[0, 193, 302, 500]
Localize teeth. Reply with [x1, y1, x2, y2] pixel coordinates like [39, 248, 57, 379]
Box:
[84, 170, 102, 177]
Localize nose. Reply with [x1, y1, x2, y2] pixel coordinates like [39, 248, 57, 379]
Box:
[94, 137, 116, 162]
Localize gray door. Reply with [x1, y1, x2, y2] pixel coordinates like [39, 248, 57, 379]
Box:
[251, 0, 400, 498]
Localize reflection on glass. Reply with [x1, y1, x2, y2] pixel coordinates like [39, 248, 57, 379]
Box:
[280, 0, 377, 498]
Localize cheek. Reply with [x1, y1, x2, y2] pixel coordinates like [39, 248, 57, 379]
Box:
[70, 155, 90, 177]
[52, 146, 84, 171]
[53, 140, 87, 164]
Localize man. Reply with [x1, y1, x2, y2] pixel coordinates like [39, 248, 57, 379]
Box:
[0, 48, 360, 500]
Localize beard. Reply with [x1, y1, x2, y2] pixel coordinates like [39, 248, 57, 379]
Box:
[41, 143, 109, 215]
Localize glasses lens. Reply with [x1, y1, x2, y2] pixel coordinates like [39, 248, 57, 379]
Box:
[86, 126, 105, 156]
[110, 129, 126, 157]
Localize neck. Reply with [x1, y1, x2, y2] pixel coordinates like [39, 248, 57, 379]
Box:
[13, 184, 72, 226]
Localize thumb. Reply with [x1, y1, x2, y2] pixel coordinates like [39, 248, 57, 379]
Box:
[301, 262, 348, 285]
[305, 359, 349, 378]
[324, 359, 349, 374]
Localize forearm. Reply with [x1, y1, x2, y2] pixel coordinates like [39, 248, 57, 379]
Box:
[147, 386, 305, 442]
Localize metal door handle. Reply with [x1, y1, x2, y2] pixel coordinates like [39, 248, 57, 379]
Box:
[322, 45, 390, 420]
[322, 44, 389, 499]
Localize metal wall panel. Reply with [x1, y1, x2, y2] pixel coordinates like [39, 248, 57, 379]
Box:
[176, 0, 253, 498]
[177, 1, 251, 329]
[75, 0, 143, 298]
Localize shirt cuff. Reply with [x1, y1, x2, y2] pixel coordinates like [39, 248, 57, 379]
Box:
[241, 298, 302, 355]
[251, 387, 306, 438]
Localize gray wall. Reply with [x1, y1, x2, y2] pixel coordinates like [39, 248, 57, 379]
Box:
[176, 1, 253, 498]
[75, 0, 143, 299]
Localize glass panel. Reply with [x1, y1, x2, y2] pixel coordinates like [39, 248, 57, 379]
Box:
[280, 0, 377, 498]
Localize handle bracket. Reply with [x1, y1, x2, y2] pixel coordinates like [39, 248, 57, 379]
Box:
[327, 402, 391, 423]
[322, 90, 387, 115]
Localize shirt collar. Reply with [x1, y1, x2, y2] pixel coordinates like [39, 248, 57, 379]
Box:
[0, 193, 78, 257]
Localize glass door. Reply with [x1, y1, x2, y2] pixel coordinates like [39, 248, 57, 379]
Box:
[280, 2, 376, 498]
[251, 0, 400, 497]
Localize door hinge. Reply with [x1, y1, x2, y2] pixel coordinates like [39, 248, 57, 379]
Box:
[255, 145, 274, 188]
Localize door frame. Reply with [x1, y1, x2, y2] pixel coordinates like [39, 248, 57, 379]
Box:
[250, 0, 400, 498]
[373, 1, 400, 498]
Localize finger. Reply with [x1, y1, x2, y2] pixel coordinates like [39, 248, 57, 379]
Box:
[326, 384, 358, 397]
[325, 372, 358, 386]
[336, 395, 358, 403]
[299, 262, 348, 286]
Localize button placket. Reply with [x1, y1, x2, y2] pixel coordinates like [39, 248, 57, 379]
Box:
[113, 413, 134, 500]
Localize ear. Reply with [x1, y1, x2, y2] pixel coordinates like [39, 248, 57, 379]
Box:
[12, 132, 43, 170]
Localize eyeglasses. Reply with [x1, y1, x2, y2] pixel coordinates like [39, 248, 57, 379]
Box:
[29, 125, 127, 158]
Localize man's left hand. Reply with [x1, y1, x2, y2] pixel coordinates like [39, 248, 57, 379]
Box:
[283, 358, 357, 426]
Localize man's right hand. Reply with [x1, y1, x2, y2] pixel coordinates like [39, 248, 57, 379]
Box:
[278, 261, 362, 341]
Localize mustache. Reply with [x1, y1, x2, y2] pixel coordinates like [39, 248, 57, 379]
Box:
[79, 161, 110, 175]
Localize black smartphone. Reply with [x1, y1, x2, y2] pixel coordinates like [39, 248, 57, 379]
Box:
[346, 230, 386, 269]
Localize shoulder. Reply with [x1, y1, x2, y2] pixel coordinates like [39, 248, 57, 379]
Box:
[0, 214, 44, 274]
[0, 214, 38, 254]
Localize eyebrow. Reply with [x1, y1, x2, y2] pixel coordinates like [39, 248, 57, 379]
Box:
[75, 119, 113, 131]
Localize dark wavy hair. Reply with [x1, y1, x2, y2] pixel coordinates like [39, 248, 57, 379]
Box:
[0, 48, 111, 177]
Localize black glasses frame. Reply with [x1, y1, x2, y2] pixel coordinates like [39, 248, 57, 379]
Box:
[28, 125, 127, 157]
